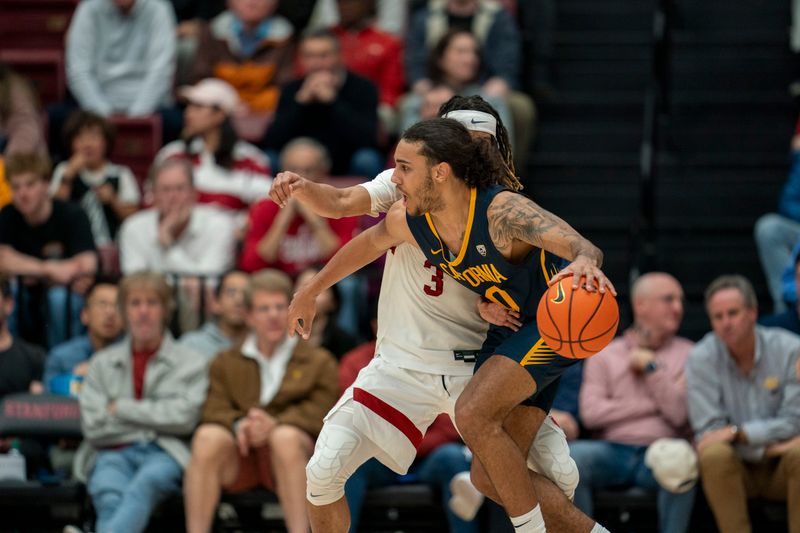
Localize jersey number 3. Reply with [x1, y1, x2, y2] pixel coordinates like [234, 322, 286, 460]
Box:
[423, 260, 443, 297]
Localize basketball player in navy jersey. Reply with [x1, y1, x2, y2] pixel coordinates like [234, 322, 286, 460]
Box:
[290, 118, 615, 533]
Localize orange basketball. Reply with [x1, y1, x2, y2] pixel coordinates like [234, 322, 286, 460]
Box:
[536, 275, 619, 359]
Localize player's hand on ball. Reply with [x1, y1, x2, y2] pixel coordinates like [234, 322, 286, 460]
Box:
[270, 171, 307, 208]
[477, 299, 522, 331]
[550, 256, 617, 295]
[288, 288, 318, 340]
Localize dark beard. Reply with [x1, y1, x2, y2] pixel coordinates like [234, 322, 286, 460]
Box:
[417, 171, 444, 214]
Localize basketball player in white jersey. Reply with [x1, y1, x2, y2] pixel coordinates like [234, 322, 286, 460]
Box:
[270, 97, 608, 533]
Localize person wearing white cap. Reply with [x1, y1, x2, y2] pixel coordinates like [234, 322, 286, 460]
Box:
[270, 95, 611, 533]
[154, 78, 272, 222]
[569, 272, 696, 533]
[687, 274, 800, 533]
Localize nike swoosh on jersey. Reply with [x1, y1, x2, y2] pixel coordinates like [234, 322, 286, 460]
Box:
[551, 281, 565, 304]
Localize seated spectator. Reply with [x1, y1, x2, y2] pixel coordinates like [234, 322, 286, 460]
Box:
[0, 64, 46, 157]
[119, 159, 237, 331]
[0, 160, 9, 209]
[760, 252, 800, 334]
[44, 279, 122, 394]
[51, 111, 140, 249]
[183, 269, 338, 533]
[687, 275, 800, 533]
[419, 84, 457, 123]
[754, 123, 800, 313]
[404, 0, 535, 167]
[399, 29, 513, 140]
[308, 0, 409, 37]
[167, 0, 226, 85]
[64, 0, 181, 143]
[293, 267, 359, 359]
[263, 29, 383, 178]
[0, 274, 44, 396]
[0, 273, 49, 479]
[571, 273, 696, 533]
[0, 152, 97, 347]
[240, 138, 358, 277]
[179, 270, 250, 360]
[119, 159, 236, 276]
[155, 78, 272, 220]
[330, 0, 405, 133]
[191, 0, 294, 117]
[406, 0, 520, 100]
[68, 271, 207, 533]
[340, 328, 481, 532]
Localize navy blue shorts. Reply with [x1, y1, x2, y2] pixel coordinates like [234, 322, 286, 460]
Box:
[477, 321, 578, 412]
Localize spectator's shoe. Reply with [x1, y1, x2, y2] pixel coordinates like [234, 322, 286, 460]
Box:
[448, 471, 484, 521]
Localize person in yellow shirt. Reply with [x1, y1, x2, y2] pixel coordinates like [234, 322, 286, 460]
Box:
[0, 158, 11, 208]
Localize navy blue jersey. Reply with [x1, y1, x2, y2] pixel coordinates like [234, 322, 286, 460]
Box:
[406, 186, 564, 322]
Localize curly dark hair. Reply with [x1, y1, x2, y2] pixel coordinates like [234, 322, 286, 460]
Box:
[437, 94, 521, 191]
[63, 110, 117, 158]
[401, 118, 506, 190]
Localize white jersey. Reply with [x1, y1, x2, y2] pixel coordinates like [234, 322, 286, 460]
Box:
[361, 170, 488, 376]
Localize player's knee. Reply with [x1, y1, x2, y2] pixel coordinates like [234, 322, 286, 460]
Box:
[527, 422, 579, 500]
[306, 424, 362, 507]
[545, 455, 578, 501]
[455, 401, 494, 442]
[469, 465, 493, 497]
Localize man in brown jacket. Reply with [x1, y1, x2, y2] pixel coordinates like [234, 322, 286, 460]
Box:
[183, 269, 338, 533]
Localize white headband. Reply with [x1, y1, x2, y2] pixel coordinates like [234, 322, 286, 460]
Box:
[443, 110, 497, 138]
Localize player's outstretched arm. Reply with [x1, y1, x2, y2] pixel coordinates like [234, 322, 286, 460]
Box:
[288, 203, 409, 339]
[487, 192, 617, 295]
[269, 171, 373, 219]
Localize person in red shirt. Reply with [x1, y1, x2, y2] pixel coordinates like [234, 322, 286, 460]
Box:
[239, 137, 358, 276]
[330, 0, 405, 133]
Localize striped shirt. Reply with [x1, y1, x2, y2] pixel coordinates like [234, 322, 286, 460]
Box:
[156, 138, 272, 212]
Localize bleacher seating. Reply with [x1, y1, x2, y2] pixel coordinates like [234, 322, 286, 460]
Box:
[0, 0, 79, 50]
[109, 115, 163, 189]
[0, 48, 65, 107]
[0, 0, 796, 531]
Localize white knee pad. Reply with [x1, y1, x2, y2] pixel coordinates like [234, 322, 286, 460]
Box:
[306, 422, 376, 507]
[527, 416, 579, 501]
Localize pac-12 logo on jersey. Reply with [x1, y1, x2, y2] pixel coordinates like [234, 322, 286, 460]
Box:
[476, 244, 487, 256]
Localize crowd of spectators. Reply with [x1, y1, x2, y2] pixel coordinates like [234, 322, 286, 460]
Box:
[0, 1, 798, 533]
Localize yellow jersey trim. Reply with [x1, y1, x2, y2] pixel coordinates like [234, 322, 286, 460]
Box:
[520, 338, 557, 366]
[424, 188, 477, 268]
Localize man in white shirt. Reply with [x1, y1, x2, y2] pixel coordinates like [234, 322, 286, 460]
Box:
[118, 159, 236, 277]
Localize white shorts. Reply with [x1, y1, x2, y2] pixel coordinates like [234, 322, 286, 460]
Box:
[324, 356, 470, 474]
[318, 356, 578, 499]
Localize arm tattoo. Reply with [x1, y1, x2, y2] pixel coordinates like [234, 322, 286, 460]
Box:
[488, 193, 604, 265]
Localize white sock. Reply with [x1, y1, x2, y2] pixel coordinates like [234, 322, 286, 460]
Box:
[590, 523, 610, 533]
[510, 504, 546, 533]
